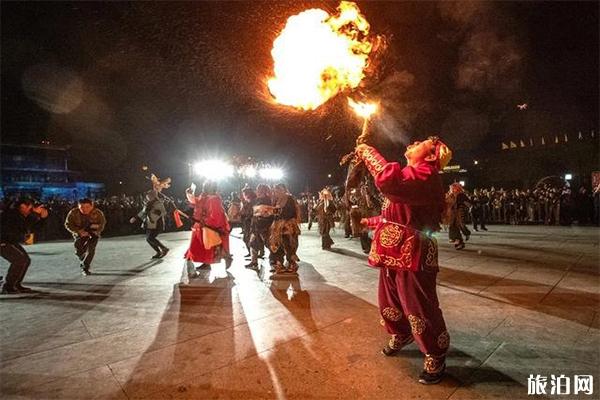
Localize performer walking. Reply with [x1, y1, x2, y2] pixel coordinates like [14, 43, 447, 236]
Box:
[182, 181, 231, 281]
[245, 184, 274, 269]
[357, 136, 452, 384]
[65, 198, 106, 275]
[0, 199, 48, 293]
[269, 183, 301, 274]
[306, 195, 317, 231]
[240, 187, 257, 257]
[227, 192, 242, 228]
[359, 182, 381, 253]
[446, 183, 471, 250]
[130, 190, 169, 259]
[348, 188, 363, 238]
[315, 188, 336, 250]
[471, 189, 488, 231]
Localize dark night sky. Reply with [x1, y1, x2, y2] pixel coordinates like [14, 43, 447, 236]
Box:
[1, 1, 598, 192]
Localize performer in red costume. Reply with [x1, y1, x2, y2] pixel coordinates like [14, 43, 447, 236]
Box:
[182, 181, 231, 281]
[356, 136, 452, 385]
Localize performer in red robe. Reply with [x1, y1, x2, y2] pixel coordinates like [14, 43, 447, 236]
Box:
[183, 181, 231, 280]
[356, 136, 453, 385]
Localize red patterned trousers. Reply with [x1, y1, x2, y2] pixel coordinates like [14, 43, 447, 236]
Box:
[378, 267, 449, 373]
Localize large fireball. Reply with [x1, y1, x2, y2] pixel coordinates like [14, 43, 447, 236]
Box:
[268, 1, 374, 111]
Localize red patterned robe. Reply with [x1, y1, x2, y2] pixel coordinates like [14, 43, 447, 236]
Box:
[356, 144, 450, 374]
[184, 193, 230, 263]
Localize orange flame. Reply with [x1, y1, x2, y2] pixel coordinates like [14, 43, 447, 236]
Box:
[347, 97, 378, 119]
[268, 1, 374, 110]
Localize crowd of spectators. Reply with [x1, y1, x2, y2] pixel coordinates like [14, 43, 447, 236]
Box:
[0, 194, 190, 242]
[466, 184, 600, 227]
[1, 182, 598, 243]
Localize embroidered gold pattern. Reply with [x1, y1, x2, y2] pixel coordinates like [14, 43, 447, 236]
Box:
[399, 235, 414, 268]
[379, 224, 403, 248]
[362, 148, 385, 176]
[389, 334, 413, 350]
[370, 253, 413, 269]
[369, 230, 416, 270]
[382, 307, 402, 321]
[381, 255, 402, 268]
[424, 354, 445, 374]
[425, 238, 438, 268]
[408, 314, 426, 335]
[437, 331, 450, 350]
[368, 246, 381, 265]
[381, 198, 391, 212]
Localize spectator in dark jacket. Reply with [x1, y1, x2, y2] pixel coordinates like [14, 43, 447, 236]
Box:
[0, 199, 48, 294]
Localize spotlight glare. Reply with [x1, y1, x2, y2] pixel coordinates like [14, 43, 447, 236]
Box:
[244, 165, 257, 178]
[193, 160, 234, 181]
[259, 167, 284, 181]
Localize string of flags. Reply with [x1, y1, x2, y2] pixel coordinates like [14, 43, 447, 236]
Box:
[501, 130, 596, 150]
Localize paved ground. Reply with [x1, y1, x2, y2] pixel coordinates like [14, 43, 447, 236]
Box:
[0, 225, 598, 399]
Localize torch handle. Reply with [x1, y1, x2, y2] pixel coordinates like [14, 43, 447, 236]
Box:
[356, 117, 370, 145]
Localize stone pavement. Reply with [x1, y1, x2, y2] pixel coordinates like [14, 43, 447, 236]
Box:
[0, 225, 598, 399]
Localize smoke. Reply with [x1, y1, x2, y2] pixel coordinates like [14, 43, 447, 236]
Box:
[456, 30, 524, 98]
[437, 1, 526, 150]
[439, 1, 525, 100]
[438, 1, 492, 27]
[369, 70, 428, 144]
[52, 92, 128, 170]
[21, 63, 84, 114]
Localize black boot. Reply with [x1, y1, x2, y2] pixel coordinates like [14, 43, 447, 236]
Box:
[245, 261, 258, 269]
[381, 335, 414, 357]
[15, 284, 34, 293]
[418, 364, 446, 385]
[159, 247, 170, 258]
[1, 284, 20, 294]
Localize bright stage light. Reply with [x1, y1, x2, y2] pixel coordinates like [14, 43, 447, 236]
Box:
[259, 167, 284, 181]
[564, 174, 572, 181]
[193, 160, 234, 181]
[459, 180, 465, 187]
[243, 165, 257, 178]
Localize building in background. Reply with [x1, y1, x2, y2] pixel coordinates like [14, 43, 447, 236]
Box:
[442, 130, 599, 190]
[1, 143, 104, 200]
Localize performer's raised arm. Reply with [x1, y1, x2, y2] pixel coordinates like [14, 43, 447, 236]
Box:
[355, 138, 452, 205]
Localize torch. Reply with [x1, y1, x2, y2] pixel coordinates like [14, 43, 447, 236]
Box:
[348, 98, 378, 145]
[340, 98, 378, 167]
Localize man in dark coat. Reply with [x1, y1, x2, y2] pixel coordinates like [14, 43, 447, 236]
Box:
[1, 199, 48, 293]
